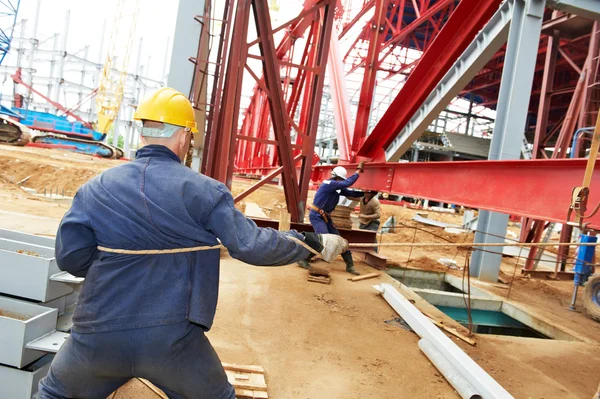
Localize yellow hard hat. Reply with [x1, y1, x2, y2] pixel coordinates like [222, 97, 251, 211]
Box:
[133, 87, 198, 133]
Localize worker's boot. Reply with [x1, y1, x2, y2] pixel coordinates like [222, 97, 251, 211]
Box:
[297, 259, 311, 269]
[342, 251, 359, 275]
[297, 254, 316, 270]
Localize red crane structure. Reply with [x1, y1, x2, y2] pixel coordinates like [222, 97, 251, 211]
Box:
[189, 0, 600, 280]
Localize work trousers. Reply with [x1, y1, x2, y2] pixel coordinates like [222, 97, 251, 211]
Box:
[38, 321, 235, 399]
[309, 211, 352, 256]
[359, 220, 380, 253]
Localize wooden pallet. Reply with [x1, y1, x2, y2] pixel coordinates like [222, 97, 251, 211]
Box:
[223, 363, 269, 399]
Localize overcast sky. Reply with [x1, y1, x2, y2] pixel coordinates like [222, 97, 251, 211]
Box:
[14, 0, 179, 81]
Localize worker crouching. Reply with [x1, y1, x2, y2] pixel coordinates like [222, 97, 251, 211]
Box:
[37, 88, 349, 399]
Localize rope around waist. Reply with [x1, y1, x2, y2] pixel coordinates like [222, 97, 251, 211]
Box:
[97, 236, 321, 256]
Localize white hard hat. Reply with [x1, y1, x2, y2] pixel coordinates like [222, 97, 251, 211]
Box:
[332, 166, 347, 179]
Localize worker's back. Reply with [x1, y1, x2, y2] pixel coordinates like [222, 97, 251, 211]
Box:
[58, 145, 224, 334]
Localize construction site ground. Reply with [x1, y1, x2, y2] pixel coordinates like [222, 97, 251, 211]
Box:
[1, 145, 600, 398]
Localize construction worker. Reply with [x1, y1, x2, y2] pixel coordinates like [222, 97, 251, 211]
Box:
[38, 87, 349, 399]
[300, 163, 365, 275]
[358, 190, 381, 232]
[358, 190, 381, 253]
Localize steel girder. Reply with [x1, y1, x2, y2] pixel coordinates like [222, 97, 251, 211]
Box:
[204, 0, 335, 222]
[312, 159, 600, 230]
[357, 0, 504, 159]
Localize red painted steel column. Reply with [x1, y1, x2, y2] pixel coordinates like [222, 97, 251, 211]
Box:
[357, 0, 503, 158]
[252, 0, 302, 221]
[532, 31, 558, 158]
[351, 0, 389, 155]
[205, 0, 251, 186]
[202, 0, 234, 175]
[297, 0, 337, 218]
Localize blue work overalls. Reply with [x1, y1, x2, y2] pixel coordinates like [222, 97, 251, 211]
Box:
[309, 173, 361, 262]
[38, 145, 310, 399]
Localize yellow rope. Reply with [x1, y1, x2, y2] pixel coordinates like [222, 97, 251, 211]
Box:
[96, 236, 321, 256]
[97, 239, 599, 255]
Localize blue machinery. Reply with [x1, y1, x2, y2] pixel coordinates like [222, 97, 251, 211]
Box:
[10, 108, 122, 158]
[569, 234, 597, 311]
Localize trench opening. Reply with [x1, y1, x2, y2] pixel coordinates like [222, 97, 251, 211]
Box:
[436, 306, 551, 339]
[387, 269, 465, 293]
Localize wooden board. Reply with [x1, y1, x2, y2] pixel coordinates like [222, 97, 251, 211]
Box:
[224, 363, 269, 399]
[278, 211, 290, 231]
[420, 311, 477, 346]
[308, 275, 331, 284]
[348, 272, 381, 282]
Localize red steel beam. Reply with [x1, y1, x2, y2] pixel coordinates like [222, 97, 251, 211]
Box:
[351, 0, 390, 155]
[312, 159, 600, 229]
[357, 0, 503, 158]
[253, 0, 301, 221]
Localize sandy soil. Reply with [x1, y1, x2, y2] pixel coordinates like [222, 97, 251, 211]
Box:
[2, 145, 600, 398]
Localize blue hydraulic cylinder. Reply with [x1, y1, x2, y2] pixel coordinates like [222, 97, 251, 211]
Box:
[573, 234, 597, 286]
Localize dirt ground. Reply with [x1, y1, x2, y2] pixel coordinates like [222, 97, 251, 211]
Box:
[2, 145, 600, 398]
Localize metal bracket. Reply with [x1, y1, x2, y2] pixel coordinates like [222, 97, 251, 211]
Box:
[50, 271, 84, 284]
[25, 330, 69, 353]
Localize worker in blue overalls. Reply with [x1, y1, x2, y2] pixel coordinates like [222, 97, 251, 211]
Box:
[38, 88, 349, 399]
[299, 163, 365, 275]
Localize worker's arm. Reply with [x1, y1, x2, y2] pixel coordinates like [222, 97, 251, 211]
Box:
[204, 186, 312, 266]
[324, 172, 360, 190]
[340, 188, 364, 199]
[360, 200, 381, 220]
[55, 189, 99, 277]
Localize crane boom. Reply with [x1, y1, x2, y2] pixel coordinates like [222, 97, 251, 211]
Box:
[96, 0, 140, 134]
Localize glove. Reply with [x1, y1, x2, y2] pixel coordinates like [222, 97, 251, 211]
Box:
[357, 161, 366, 172]
[302, 232, 349, 262]
[320, 234, 349, 262]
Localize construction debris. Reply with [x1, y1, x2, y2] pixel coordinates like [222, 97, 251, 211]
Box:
[348, 272, 381, 282]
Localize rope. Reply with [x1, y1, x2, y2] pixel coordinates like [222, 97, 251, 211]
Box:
[96, 236, 321, 256]
[348, 241, 600, 248]
[97, 240, 599, 255]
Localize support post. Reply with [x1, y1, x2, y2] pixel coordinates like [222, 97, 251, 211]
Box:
[471, 0, 546, 282]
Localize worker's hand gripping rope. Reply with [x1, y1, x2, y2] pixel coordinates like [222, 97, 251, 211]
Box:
[296, 232, 349, 262]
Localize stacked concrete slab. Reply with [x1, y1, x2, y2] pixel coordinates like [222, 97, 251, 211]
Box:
[0, 229, 81, 398]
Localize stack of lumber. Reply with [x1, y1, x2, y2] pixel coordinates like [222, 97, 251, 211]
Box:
[223, 363, 269, 399]
[330, 205, 353, 229]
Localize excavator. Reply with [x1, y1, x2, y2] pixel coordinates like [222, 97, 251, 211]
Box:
[0, 68, 123, 158]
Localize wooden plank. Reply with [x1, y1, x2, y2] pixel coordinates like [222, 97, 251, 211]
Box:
[136, 378, 169, 399]
[420, 311, 477, 346]
[235, 373, 251, 380]
[308, 275, 331, 284]
[230, 381, 268, 391]
[348, 272, 381, 282]
[278, 210, 291, 231]
[235, 389, 269, 399]
[222, 363, 265, 374]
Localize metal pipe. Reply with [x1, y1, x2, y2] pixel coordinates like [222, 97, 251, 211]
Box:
[568, 285, 579, 310]
[378, 283, 513, 398]
[569, 127, 595, 158]
[418, 339, 481, 399]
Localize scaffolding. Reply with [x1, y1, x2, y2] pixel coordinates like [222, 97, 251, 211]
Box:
[0, 14, 166, 158]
